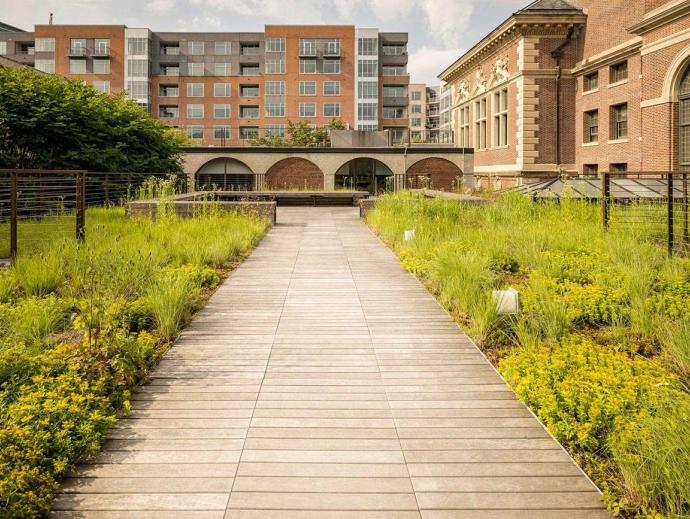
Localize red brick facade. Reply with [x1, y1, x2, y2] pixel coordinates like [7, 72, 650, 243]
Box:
[405, 158, 463, 191]
[265, 158, 324, 190]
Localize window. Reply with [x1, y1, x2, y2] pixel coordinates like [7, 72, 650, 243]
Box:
[161, 65, 179, 76]
[127, 80, 148, 99]
[161, 44, 180, 55]
[70, 38, 87, 55]
[214, 41, 231, 55]
[323, 81, 340, 96]
[583, 164, 598, 176]
[299, 81, 316, 96]
[240, 43, 260, 55]
[323, 103, 340, 117]
[266, 38, 285, 52]
[358, 61, 378, 77]
[493, 88, 508, 147]
[266, 103, 285, 117]
[214, 83, 230, 97]
[265, 81, 285, 95]
[187, 104, 203, 118]
[410, 91, 421, 101]
[159, 105, 179, 118]
[474, 97, 487, 149]
[358, 103, 377, 120]
[240, 84, 259, 97]
[240, 106, 259, 118]
[610, 61, 628, 84]
[266, 59, 285, 74]
[188, 41, 204, 55]
[611, 103, 628, 139]
[411, 118, 422, 127]
[241, 64, 260, 76]
[383, 86, 406, 98]
[35, 59, 55, 73]
[265, 124, 286, 137]
[382, 45, 406, 56]
[127, 38, 147, 55]
[459, 105, 470, 147]
[240, 127, 259, 139]
[213, 63, 230, 76]
[186, 126, 203, 140]
[358, 81, 377, 99]
[187, 83, 204, 97]
[93, 59, 110, 74]
[214, 104, 230, 118]
[93, 80, 110, 94]
[213, 126, 230, 139]
[94, 39, 110, 56]
[383, 106, 405, 119]
[127, 59, 147, 76]
[584, 109, 598, 143]
[610, 163, 628, 172]
[323, 59, 340, 74]
[584, 72, 598, 92]
[411, 104, 422, 114]
[187, 63, 204, 76]
[299, 59, 316, 74]
[299, 103, 316, 117]
[358, 123, 378, 131]
[0, 41, 6, 55]
[382, 66, 406, 76]
[358, 38, 377, 56]
[35, 37, 55, 52]
[299, 39, 316, 56]
[160, 85, 179, 97]
[69, 58, 86, 74]
[387, 127, 406, 144]
[325, 39, 340, 56]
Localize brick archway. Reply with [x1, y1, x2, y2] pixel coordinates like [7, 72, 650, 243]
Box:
[265, 158, 324, 190]
[405, 158, 463, 191]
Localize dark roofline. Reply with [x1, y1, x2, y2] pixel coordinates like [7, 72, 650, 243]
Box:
[0, 21, 27, 32]
[182, 146, 474, 155]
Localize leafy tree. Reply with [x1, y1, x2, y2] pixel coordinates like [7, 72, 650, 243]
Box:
[250, 118, 346, 147]
[0, 67, 183, 172]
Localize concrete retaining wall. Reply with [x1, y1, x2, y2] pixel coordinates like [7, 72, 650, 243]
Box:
[126, 200, 277, 224]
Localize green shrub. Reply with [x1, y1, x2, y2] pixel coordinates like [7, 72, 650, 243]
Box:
[13, 254, 63, 297]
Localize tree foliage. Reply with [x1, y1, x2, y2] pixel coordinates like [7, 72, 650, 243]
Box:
[0, 67, 184, 172]
[250, 118, 346, 147]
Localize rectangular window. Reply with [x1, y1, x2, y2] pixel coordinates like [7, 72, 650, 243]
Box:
[459, 105, 470, 147]
[69, 58, 86, 74]
[584, 72, 598, 92]
[94, 39, 110, 56]
[240, 106, 259, 118]
[265, 80, 285, 95]
[240, 84, 259, 97]
[240, 127, 259, 139]
[266, 103, 285, 117]
[213, 125, 230, 139]
[410, 91, 422, 101]
[358, 81, 377, 99]
[70, 38, 87, 55]
[127, 38, 147, 55]
[357, 38, 377, 56]
[93, 80, 110, 94]
[214, 41, 231, 55]
[241, 64, 260, 76]
[214, 83, 230, 97]
[323, 59, 340, 74]
[358, 103, 377, 120]
[474, 97, 487, 149]
[161, 65, 179, 76]
[35, 59, 55, 73]
[127, 80, 148, 99]
[187, 126, 203, 140]
[160, 85, 179, 97]
[93, 59, 110, 74]
[159, 105, 179, 118]
[299, 59, 316, 74]
[187, 83, 204, 97]
[610, 61, 628, 84]
[358, 61, 378, 77]
[411, 118, 422, 127]
[382, 66, 406, 76]
[188, 41, 204, 55]
[266, 59, 285, 74]
[382, 45, 406, 56]
[265, 38, 285, 52]
[610, 163, 628, 172]
[584, 109, 599, 143]
[611, 103, 628, 139]
[0, 41, 6, 55]
[383, 106, 405, 119]
[323, 81, 340, 96]
[383, 85, 406, 98]
[214, 104, 230, 118]
[35, 37, 55, 52]
[493, 88, 508, 147]
[299, 39, 316, 56]
[299, 102, 316, 117]
[299, 81, 316, 96]
[213, 63, 230, 76]
[265, 124, 286, 137]
[323, 103, 340, 117]
[187, 63, 204, 76]
[127, 59, 147, 76]
[583, 164, 598, 176]
[187, 104, 204, 118]
[411, 104, 422, 114]
[161, 44, 180, 55]
[325, 39, 340, 56]
[240, 43, 260, 56]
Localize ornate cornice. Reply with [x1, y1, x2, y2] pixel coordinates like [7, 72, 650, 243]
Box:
[629, 1, 690, 35]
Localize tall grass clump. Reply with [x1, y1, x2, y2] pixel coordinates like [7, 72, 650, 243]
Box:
[367, 191, 690, 517]
[145, 274, 196, 340]
[13, 254, 63, 296]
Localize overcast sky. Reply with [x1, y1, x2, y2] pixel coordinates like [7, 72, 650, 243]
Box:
[1, 0, 526, 85]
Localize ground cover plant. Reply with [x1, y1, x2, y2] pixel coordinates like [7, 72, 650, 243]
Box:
[367, 191, 690, 518]
[0, 205, 268, 517]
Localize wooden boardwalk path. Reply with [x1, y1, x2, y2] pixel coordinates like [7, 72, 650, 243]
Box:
[54, 207, 608, 518]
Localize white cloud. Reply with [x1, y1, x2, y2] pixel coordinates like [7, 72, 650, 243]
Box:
[148, 0, 176, 15]
[408, 45, 462, 85]
[420, 0, 474, 48]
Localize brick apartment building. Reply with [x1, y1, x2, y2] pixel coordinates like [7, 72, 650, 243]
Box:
[0, 23, 410, 146]
[408, 83, 444, 142]
[439, 0, 690, 187]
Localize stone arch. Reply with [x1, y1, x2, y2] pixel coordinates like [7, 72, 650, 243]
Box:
[195, 157, 255, 190]
[405, 157, 463, 191]
[662, 44, 690, 102]
[265, 157, 324, 190]
[335, 157, 395, 194]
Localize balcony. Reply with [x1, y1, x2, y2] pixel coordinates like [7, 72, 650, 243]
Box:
[158, 106, 179, 118]
[240, 65, 260, 76]
[68, 46, 88, 57]
[240, 85, 260, 97]
[299, 46, 317, 58]
[382, 96, 409, 107]
[240, 44, 260, 56]
[159, 85, 179, 97]
[160, 44, 180, 56]
[159, 66, 180, 76]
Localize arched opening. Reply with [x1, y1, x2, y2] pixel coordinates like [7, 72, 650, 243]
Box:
[196, 158, 254, 190]
[265, 158, 324, 190]
[335, 158, 394, 194]
[405, 158, 463, 191]
[679, 64, 690, 171]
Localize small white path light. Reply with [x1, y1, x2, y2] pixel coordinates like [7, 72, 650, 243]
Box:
[492, 287, 520, 315]
[404, 229, 416, 241]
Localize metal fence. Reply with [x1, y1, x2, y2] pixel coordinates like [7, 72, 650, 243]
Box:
[0, 170, 187, 260]
[602, 172, 689, 256]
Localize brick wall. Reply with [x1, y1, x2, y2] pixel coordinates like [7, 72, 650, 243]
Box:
[405, 158, 462, 191]
[265, 158, 325, 189]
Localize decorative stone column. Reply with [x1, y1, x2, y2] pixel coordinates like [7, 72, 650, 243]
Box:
[393, 173, 406, 192]
[323, 172, 335, 191]
[254, 173, 266, 191]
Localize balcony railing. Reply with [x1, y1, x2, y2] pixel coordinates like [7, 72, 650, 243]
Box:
[68, 47, 88, 57]
[93, 47, 110, 57]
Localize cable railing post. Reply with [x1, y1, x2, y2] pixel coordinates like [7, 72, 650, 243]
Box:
[683, 172, 689, 246]
[76, 171, 86, 242]
[668, 172, 674, 257]
[601, 172, 610, 230]
[10, 170, 17, 260]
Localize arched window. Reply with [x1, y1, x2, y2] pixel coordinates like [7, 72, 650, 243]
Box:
[679, 65, 690, 170]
